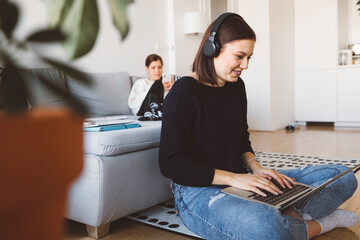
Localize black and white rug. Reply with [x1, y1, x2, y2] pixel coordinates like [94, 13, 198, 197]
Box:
[254, 151, 360, 169]
[127, 151, 360, 239]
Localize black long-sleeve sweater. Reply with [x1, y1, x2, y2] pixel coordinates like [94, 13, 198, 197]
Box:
[159, 76, 254, 187]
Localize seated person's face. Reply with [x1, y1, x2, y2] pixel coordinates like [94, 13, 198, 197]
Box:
[146, 60, 163, 81]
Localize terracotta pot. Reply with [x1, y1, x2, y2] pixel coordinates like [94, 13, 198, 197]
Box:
[0, 108, 84, 240]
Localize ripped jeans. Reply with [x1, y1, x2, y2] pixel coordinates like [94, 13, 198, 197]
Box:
[171, 165, 358, 240]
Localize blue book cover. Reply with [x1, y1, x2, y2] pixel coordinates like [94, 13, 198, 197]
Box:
[125, 123, 142, 129]
[84, 123, 141, 132]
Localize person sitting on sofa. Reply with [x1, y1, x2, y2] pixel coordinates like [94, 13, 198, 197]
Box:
[128, 54, 174, 120]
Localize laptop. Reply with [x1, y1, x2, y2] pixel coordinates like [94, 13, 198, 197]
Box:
[221, 164, 360, 210]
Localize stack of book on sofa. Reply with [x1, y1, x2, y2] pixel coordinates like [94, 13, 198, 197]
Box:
[83, 115, 140, 132]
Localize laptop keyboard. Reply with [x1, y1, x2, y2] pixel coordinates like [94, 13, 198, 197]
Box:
[249, 180, 311, 206]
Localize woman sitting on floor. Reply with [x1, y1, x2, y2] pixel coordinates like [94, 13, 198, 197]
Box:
[159, 12, 358, 240]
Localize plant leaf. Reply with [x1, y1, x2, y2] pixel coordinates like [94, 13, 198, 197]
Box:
[0, 62, 29, 111]
[41, 57, 92, 87]
[357, 0, 360, 5]
[26, 29, 66, 42]
[53, 0, 100, 59]
[0, 0, 19, 38]
[108, 0, 132, 40]
[48, 0, 74, 28]
[0, 67, 5, 109]
[37, 75, 87, 116]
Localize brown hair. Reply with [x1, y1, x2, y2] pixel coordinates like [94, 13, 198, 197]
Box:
[192, 14, 256, 86]
[145, 54, 163, 67]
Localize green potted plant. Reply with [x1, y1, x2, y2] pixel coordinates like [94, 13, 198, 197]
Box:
[0, 0, 131, 239]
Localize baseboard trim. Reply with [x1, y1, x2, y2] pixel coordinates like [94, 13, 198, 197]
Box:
[306, 122, 335, 127]
[296, 121, 360, 128]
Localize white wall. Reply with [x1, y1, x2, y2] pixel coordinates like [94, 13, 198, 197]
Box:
[338, 0, 348, 51]
[171, 0, 209, 76]
[337, 0, 360, 51]
[295, 0, 338, 72]
[12, 0, 171, 75]
[348, 0, 360, 43]
[269, 0, 295, 130]
[74, 0, 170, 75]
[11, 0, 63, 68]
[237, 0, 272, 131]
[211, 0, 228, 21]
[11, 0, 211, 76]
[237, 0, 294, 131]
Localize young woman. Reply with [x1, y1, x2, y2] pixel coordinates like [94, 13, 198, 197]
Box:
[159, 13, 358, 239]
[128, 54, 173, 120]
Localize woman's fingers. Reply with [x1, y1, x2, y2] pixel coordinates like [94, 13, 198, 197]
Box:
[281, 174, 296, 188]
[270, 174, 287, 189]
[261, 179, 283, 195]
[260, 169, 295, 190]
[231, 173, 295, 197]
[274, 173, 296, 189]
[250, 186, 267, 197]
[163, 81, 173, 92]
[251, 177, 283, 196]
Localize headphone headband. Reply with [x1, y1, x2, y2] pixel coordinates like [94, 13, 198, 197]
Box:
[203, 12, 240, 58]
[210, 12, 235, 37]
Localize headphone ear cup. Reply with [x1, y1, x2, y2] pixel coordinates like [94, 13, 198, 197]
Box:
[203, 40, 217, 57]
[203, 13, 238, 58]
[213, 41, 220, 57]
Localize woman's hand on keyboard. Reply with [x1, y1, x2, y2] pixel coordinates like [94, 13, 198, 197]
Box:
[253, 167, 296, 190]
[228, 173, 286, 197]
[214, 168, 296, 197]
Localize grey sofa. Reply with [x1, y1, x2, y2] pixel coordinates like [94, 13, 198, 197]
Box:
[22, 68, 172, 238]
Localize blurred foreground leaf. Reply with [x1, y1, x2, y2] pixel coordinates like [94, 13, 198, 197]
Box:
[26, 29, 66, 42]
[0, 0, 19, 38]
[42, 57, 92, 86]
[0, 62, 29, 111]
[48, 0, 73, 28]
[108, 0, 131, 40]
[38, 75, 87, 115]
[49, 0, 99, 59]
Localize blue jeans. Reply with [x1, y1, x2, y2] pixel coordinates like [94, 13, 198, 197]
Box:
[171, 165, 358, 240]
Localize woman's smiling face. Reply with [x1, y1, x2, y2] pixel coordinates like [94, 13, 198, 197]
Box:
[213, 39, 255, 86]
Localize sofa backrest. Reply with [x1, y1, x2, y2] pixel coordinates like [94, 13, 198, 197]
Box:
[66, 71, 132, 116]
[21, 68, 133, 116]
[20, 68, 68, 108]
[130, 75, 144, 86]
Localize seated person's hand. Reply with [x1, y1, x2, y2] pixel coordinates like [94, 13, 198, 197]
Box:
[162, 77, 174, 92]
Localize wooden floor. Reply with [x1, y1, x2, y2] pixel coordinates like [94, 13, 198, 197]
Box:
[63, 126, 360, 240]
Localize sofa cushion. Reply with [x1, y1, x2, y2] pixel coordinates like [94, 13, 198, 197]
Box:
[20, 68, 68, 108]
[83, 119, 161, 156]
[66, 72, 132, 116]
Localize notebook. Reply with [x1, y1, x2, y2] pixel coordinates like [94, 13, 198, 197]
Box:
[83, 116, 134, 128]
[83, 123, 141, 132]
[221, 164, 360, 210]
